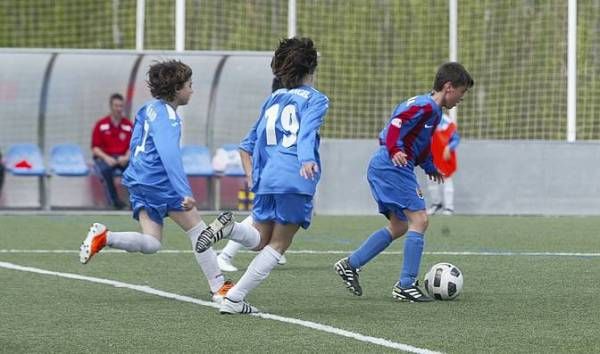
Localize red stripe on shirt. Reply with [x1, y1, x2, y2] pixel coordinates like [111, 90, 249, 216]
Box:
[385, 105, 422, 157]
[402, 104, 433, 161]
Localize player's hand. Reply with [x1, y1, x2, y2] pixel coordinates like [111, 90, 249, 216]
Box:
[181, 196, 196, 211]
[391, 150, 408, 167]
[427, 170, 445, 184]
[246, 174, 253, 189]
[300, 161, 319, 180]
[443, 146, 451, 161]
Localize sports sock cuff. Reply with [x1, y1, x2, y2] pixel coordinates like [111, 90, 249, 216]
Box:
[263, 245, 282, 262]
[185, 221, 208, 241]
[406, 230, 424, 239]
[229, 222, 261, 249]
[241, 215, 253, 225]
[381, 227, 394, 242]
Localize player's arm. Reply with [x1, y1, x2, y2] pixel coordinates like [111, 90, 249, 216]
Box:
[297, 95, 329, 179]
[443, 130, 460, 161]
[239, 106, 265, 187]
[449, 130, 460, 151]
[239, 127, 255, 187]
[149, 108, 192, 198]
[420, 155, 444, 183]
[239, 149, 253, 188]
[385, 104, 428, 166]
[239, 112, 260, 154]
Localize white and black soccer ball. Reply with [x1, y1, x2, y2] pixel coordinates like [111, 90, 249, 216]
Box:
[423, 263, 464, 300]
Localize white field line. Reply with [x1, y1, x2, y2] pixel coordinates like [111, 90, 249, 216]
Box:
[1, 249, 600, 257]
[0, 261, 440, 354]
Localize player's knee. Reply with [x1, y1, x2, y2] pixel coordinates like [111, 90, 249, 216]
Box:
[389, 224, 408, 239]
[253, 240, 268, 252]
[252, 233, 273, 251]
[141, 235, 162, 254]
[409, 212, 429, 232]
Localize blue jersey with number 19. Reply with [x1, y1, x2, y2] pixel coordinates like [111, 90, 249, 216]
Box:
[240, 85, 329, 196]
[122, 100, 192, 200]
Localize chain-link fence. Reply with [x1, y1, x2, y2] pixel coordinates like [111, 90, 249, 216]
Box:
[2, 0, 599, 140]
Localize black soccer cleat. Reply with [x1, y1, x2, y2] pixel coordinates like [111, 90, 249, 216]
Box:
[195, 211, 234, 253]
[334, 257, 362, 296]
[392, 281, 434, 302]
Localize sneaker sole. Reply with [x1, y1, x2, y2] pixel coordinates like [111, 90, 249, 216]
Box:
[79, 223, 105, 264]
[196, 212, 234, 253]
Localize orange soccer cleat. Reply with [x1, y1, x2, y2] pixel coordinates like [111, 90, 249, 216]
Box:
[79, 223, 108, 264]
[211, 280, 235, 304]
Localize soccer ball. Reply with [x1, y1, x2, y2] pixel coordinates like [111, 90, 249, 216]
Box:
[423, 263, 464, 300]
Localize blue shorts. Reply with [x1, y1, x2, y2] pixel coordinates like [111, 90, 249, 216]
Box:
[252, 193, 313, 229]
[127, 185, 185, 225]
[367, 152, 426, 221]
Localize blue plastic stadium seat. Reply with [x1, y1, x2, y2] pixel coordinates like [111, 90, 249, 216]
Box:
[5, 143, 46, 176]
[50, 144, 90, 176]
[181, 145, 215, 177]
[217, 144, 245, 177]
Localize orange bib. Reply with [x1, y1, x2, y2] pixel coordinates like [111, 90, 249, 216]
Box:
[431, 122, 457, 177]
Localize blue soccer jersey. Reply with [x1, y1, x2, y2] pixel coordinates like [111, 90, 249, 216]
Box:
[122, 100, 192, 200]
[240, 85, 329, 197]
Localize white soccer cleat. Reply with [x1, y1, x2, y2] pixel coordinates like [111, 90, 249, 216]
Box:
[277, 254, 287, 265]
[195, 211, 235, 253]
[217, 254, 239, 272]
[219, 297, 259, 314]
[210, 280, 235, 304]
[79, 223, 108, 264]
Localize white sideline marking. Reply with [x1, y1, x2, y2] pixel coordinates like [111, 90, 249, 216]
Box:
[0, 261, 441, 354]
[2, 249, 600, 257]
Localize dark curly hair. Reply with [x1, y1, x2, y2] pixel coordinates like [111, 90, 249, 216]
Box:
[271, 37, 318, 89]
[147, 60, 192, 101]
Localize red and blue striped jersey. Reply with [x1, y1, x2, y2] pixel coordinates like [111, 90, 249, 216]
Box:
[378, 93, 442, 173]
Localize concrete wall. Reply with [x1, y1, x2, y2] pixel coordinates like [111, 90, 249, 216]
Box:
[2, 50, 599, 214]
[315, 139, 600, 215]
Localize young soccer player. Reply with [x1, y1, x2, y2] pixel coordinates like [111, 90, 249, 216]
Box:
[79, 60, 260, 303]
[334, 62, 473, 302]
[216, 77, 287, 273]
[196, 37, 329, 314]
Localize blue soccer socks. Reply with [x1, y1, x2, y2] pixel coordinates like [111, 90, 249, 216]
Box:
[399, 231, 425, 288]
[348, 228, 393, 269]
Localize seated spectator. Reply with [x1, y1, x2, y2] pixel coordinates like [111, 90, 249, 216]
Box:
[91, 93, 132, 209]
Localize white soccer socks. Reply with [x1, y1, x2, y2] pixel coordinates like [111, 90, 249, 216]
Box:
[187, 222, 225, 293]
[107, 232, 162, 254]
[225, 245, 281, 302]
[228, 215, 261, 250]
